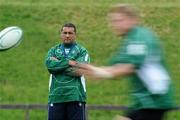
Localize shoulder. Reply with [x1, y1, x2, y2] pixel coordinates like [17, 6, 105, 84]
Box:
[50, 44, 61, 50]
[48, 44, 61, 52]
[127, 26, 159, 46]
[135, 26, 156, 39]
[75, 43, 88, 52]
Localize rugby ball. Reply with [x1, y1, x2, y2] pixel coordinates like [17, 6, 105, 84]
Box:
[0, 26, 23, 51]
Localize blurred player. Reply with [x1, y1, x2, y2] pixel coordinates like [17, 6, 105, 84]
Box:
[70, 4, 175, 120]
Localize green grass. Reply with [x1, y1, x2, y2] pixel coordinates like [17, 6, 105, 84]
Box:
[0, 0, 180, 119]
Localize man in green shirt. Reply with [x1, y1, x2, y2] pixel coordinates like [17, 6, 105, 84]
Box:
[45, 23, 90, 120]
[71, 4, 175, 120]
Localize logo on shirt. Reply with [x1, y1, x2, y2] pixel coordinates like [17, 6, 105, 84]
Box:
[56, 48, 62, 54]
[126, 44, 147, 55]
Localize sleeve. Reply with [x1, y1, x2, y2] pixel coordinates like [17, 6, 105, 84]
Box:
[75, 48, 90, 63]
[65, 47, 90, 77]
[45, 47, 70, 74]
[109, 35, 149, 69]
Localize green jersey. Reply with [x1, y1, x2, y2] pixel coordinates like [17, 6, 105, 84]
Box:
[45, 42, 90, 103]
[110, 26, 175, 110]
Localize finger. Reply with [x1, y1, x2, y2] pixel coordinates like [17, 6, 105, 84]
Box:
[69, 60, 77, 66]
[50, 57, 58, 60]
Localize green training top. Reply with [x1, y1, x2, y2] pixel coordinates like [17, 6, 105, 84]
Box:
[110, 26, 175, 110]
[45, 42, 90, 103]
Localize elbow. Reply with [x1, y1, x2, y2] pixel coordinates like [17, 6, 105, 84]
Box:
[47, 68, 58, 74]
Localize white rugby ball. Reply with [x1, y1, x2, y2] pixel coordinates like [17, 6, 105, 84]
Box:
[0, 26, 23, 50]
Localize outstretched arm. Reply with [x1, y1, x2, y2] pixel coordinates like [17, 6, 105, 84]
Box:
[70, 63, 134, 79]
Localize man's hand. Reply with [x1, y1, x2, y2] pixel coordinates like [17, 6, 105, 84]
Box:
[69, 60, 78, 66]
[69, 62, 113, 78]
[65, 67, 83, 77]
[50, 57, 58, 61]
[69, 62, 92, 70]
[69, 61, 94, 76]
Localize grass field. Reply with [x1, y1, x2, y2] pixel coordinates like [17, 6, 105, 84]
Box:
[0, 0, 180, 119]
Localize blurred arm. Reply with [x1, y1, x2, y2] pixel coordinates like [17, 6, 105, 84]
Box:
[72, 63, 134, 79]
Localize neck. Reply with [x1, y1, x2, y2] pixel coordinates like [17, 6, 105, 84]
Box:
[63, 42, 75, 48]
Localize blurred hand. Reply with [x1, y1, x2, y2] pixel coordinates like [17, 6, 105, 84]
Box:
[69, 60, 78, 66]
[65, 67, 83, 77]
[69, 62, 94, 76]
[71, 62, 93, 70]
[50, 57, 58, 61]
[74, 67, 107, 80]
[69, 62, 110, 79]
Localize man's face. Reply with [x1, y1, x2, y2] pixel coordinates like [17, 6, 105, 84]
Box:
[108, 13, 136, 36]
[60, 27, 76, 44]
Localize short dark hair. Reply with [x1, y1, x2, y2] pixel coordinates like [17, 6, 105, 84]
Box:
[61, 23, 76, 33]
